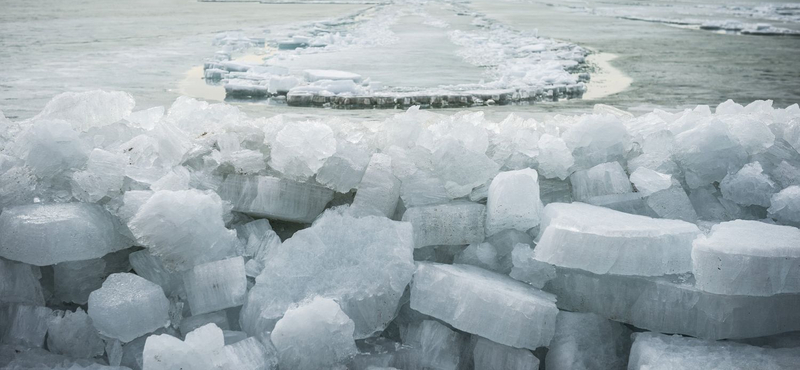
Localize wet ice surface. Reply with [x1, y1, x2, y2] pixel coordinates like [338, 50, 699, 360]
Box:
[204, 2, 589, 108]
[0, 91, 799, 369]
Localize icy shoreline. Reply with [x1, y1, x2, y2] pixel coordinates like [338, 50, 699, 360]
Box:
[1, 91, 800, 369]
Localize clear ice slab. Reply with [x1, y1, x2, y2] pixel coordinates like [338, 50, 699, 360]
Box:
[628, 332, 800, 370]
[692, 220, 800, 296]
[218, 174, 334, 223]
[0, 203, 131, 266]
[533, 202, 701, 276]
[410, 262, 558, 350]
[544, 266, 800, 340]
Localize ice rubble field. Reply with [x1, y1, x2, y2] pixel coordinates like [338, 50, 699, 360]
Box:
[1, 90, 800, 369]
[206, 3, 588, 107]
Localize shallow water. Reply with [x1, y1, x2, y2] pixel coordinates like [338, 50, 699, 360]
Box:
[1, 0, 798, 121]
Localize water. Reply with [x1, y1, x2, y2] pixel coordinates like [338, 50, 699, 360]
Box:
[1, 0, 798, 121]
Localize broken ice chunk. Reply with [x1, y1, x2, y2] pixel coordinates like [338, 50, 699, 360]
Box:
[545, 266, 800, 340]
[129, 250, 184, 297]
[34, 90, 135, 131]
[268, 120, 336, 180]
[88, 273, 170, 342]
[569, 161, 632, 201]
[0, 304, 53, 348]
[401, 203, 486, 248]
[768, 185, 800, 226]
[0, 258, 44, 306]
[0, 203, 131, 266]
[720, 162, 778, 207]
[629, 167, 672, 195]
[433, 139, 500, 198]
[673, 119, 748, 188]
[217, 336, 278, 370]
[453, 242, 502, 272]
[270, 297, 358, 370]
[692, 220, 800, 296]
[218, 174, 334, 223]
[561, 115, 630, 169]
[350, 153, 401, 218]
[536, 134, 574, 180]
[533, 203, 701, 276]
[241, 210, 414, 338]
[71, 148, 126, 202]
[485, 168, 544, 236]
[128, 189, 237, 271]
[143, 324, 224, 370]
[510, 243, 556, 289]
[403, 319, 468, 370]
[545, 311, 632, 370]
[46, 308, 105, 359]
[179, 310, 230, 337]
[628, 332, 800, 370]
[183, 257, 247, 315]
[316, 141, 371, 193]
[645, 186, 699, 222]
[410, 262, 557, 350]
[472, 336, 539, 370]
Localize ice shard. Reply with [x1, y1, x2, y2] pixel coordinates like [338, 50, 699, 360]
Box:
[218, 174, 334, 223]
[270, 297, 358, 370]
[533, 202, 701, 276]
[485, 168, 544, 236]
[410, 262, 557, 350]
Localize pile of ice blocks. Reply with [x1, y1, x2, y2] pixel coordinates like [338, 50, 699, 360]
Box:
[1, 91, 800, 369]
